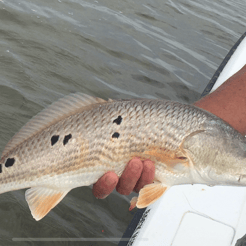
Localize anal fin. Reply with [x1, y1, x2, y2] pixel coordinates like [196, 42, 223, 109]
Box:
[136, 182, 169, 208]
[25, 187, 70, 221]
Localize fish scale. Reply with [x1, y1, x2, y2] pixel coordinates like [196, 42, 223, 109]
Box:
[0, 93, 245, 220]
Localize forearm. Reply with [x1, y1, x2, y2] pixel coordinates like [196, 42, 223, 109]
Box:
[194, 64, 246, 135]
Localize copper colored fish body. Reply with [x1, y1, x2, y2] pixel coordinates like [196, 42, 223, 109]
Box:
[1, 93, 246, 220]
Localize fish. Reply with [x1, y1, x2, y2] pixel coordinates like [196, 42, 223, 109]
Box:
[1, 92, 246, 221]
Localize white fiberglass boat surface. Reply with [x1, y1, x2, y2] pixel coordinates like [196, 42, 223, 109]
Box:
[119, 31, 246, 246]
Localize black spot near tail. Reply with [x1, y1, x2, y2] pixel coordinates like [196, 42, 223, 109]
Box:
[0, 164, 2, 173]
[113, 116, 122, 125]
[51, 135, 59, 146]
[63, 134, 72, 146]
[112, 132, 120, 138]
[5, 158, 15, 168]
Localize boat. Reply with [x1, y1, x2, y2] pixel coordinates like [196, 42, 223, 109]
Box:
[119, 31, 246, 246]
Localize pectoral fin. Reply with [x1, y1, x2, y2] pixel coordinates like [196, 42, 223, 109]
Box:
[136, 182, 169, 208]
[25, 187, 70, 221]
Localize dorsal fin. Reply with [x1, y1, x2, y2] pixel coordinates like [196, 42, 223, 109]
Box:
[2, 93, 107, 157]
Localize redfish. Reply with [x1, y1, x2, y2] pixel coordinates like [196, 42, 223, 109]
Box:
[1, 93, 246, 220]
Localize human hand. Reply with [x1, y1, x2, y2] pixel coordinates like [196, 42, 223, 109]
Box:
[92, 157, 155, 199]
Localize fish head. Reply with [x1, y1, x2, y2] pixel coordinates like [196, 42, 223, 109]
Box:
[181, 119, 246, 186]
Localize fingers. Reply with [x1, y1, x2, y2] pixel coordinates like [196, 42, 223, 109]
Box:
[92, 158, 155, 199]
[133, 159, 155, 193]
[116, 157, 143, 195]
[92, 171, 118, 199]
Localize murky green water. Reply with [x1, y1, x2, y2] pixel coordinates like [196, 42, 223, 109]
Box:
[0, 0, 245, 245]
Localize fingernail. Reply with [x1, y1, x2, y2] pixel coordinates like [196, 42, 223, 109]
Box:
[101, 194, 109, 199]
